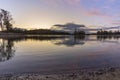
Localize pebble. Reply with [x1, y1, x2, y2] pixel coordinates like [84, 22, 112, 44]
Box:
[0, 68, 119, 80]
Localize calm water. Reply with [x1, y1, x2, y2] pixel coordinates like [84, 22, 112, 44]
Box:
[0, 35, 120, 74]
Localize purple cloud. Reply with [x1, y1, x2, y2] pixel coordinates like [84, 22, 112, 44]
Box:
[86, 9, 110, 18]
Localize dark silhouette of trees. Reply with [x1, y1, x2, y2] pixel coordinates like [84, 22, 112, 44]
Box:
[97, 30, 120, 35]
[0, 9, 13, 31]
[74, 30, 85, 35]
[0, 12, 3, 31]
[25, 29, 70, 35]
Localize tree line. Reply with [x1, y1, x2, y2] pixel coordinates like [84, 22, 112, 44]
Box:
[97, 30, 120, 35]
[0, 9, 86, 35]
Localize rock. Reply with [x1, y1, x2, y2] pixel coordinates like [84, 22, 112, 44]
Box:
[108, 68, 116, 72]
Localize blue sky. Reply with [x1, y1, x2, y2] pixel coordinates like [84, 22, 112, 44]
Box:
[0, 0, 120, 29]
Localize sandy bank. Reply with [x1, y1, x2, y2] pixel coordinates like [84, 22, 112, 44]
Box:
[0, 68, 120, 80]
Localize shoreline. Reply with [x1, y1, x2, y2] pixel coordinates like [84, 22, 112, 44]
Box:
[0, 67, 119, 80]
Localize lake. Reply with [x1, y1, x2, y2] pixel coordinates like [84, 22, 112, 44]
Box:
[0, 35, 120, 74]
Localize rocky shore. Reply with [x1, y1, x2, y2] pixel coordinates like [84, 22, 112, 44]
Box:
[0, 68, 120, 80]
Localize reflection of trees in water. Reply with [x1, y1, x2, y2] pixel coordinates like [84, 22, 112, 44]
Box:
[51, 35, 120, 46]
[96, 35, 120, 44]
[4, 35, 86, 47]
[0, 39, 15, 62]
[2, 35, 120, 49]
[4, 36, 86, 47]
[51, 36, 85, 47]
[0, 35, 120, 62]
[97, 35, 120, 40]
[4, 36, 68, 42]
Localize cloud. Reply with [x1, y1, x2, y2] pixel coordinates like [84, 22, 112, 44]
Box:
[65, 0, 81, 5]
[111, 20, 120, 25]
[41, 0, 118, 27]
[86, 9, 111, 18]
[45, 0, 81, 5]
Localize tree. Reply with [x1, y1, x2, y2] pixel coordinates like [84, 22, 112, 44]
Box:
[0, 11, 3, 31]
[0, 9, 13, 31]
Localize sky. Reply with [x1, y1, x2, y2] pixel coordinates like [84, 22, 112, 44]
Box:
[0, 0, 120, 29]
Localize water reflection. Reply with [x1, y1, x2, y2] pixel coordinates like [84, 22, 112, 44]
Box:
[97, 35, 120, 40]
[0, 39, 15, 62]
[97, 35, 120, 44]
[52, 36, 85, 47]
[0, 35, 120, 74]
[0, 35, 120, 62]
